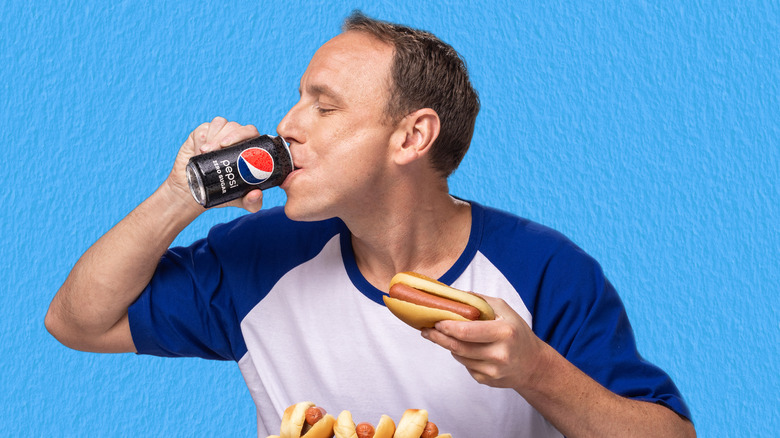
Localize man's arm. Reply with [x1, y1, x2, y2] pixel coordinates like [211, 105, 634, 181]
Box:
[421, 296, 695, 438]
[45, 118, 262, 353]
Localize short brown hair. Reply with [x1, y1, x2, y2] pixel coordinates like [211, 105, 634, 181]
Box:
[343, 11, 480, 178]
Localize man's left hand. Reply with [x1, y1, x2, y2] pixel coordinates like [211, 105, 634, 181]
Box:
[421, 294, 549, 392]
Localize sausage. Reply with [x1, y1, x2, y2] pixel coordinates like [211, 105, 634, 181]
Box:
[420, 421, 439, 438]
[355, 422, 375, 438]
[305, 406, 327, 425]
[389, 283, 481, 320]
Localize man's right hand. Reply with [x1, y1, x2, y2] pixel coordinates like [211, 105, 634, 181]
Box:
[165, 116, 264, 213]
[46, 118, 264, 353]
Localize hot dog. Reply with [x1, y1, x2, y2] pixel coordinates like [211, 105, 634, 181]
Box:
[334, 410, 395, 438]
[279, 402, 336, 438]
[383, 272, 495, 330]
[393, 409, 451, 438]
[271, 404, 451, 438]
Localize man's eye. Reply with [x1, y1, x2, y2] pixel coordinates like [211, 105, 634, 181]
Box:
[316, 107, 335, 114]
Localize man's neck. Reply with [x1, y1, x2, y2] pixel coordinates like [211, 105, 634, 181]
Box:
[346, 191, 472, 292]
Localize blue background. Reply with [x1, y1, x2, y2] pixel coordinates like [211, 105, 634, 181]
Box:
[2, 1, 778, 436]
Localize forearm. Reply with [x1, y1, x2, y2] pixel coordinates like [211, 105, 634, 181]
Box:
[521, 344, 695, 438]
[46, 182, 202, 351]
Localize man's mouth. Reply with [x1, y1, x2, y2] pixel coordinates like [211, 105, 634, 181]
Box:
[281, 166, 301, 189]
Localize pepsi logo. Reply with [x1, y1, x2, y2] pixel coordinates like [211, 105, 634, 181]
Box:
[238, 147, 274, 185]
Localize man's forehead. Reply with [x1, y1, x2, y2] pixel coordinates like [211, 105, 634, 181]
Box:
[300, 32, 393, 98]
[318, 31, 392, 59]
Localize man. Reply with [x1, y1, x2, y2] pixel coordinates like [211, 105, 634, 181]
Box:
[46, 12, 695, 437]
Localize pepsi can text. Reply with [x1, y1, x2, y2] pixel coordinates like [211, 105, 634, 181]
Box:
[186, 135, 293, 208]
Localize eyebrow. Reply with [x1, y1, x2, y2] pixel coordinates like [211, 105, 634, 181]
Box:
[302, 83, 346, 106]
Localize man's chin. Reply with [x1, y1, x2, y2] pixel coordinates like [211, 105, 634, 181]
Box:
[283, 202, 332, 223]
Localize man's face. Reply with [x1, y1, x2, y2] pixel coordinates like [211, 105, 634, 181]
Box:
[277, 31, 398, 222]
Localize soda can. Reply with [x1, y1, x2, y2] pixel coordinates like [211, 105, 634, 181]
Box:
[186, 135, 294, 208]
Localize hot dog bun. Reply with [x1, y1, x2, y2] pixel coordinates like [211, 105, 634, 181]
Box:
[335, 411, 395, 438]
[373, 415, 396, 438]
[271, 404, 449, 438]
[393, 409, 428, 438]
[334, 410, 358, 438]
[383, 272, 495, 330]
[393, 409, 451, 438]
[303, 413, 336, 438]
[280, 402, 335, 438]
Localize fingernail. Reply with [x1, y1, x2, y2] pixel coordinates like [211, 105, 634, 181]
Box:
[219, 137, 232, 146]
[200, 143, 211, 153]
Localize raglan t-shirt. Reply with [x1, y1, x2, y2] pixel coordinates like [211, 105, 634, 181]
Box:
[128, 201, 691, 437]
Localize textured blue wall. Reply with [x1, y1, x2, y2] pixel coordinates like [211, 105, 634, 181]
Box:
[2, 1, 778, 436]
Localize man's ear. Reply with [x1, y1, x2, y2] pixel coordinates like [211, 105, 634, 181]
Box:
[391, 108, 440, 166]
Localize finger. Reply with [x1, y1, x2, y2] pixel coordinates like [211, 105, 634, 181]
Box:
[458, 363, 499, 387]
[187, 122, 211, 154]
[477, 294, 514, 315]
[466, 293, 517, 322]
[450, 351, 520, 388]
[214, 120, 242, 145]
[217, 123, 259, 148]
[241, 189, 263, 213]
[422, 329, 518, 388]
[204, 116, 228, 150]
[447, 352, 490, 377]
[219, 189, 263, 212]
[421, 326, 492, 360]
[433, 319, 511, 344]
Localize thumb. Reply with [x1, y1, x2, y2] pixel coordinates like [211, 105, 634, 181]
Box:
[240, 189, 264, 213]
[219, 189, 263, 212]
[469, 292, 512, 319]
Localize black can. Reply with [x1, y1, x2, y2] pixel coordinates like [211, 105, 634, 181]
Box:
[186, 135, 293, 208]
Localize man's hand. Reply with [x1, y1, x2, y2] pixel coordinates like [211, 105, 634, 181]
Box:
[166, 116, 264, 213]
[421, 294, 546, 391]
[421, 295, 695, 437]
[46, 117, 265, 353]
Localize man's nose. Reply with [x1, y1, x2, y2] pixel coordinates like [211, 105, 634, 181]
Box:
[276, 102, 304, 145]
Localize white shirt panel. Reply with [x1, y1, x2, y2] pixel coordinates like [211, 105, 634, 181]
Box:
[239, 236, 561, 437]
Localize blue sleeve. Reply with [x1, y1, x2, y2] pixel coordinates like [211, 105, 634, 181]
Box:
[128, 231, 240, 361]
[127, 207, 343, 362]
[533, 243, 692, 421]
